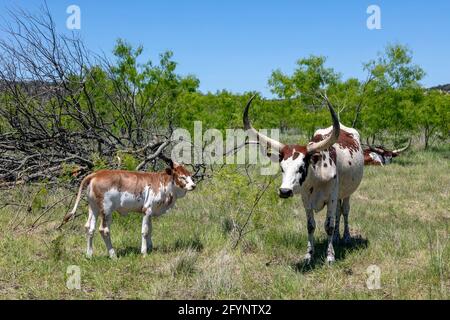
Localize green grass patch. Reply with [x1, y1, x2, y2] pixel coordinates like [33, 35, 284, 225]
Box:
[0, 145, 449, 299]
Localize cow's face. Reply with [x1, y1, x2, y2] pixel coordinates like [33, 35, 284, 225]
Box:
[278, 145, 309, 198]
[383, 152, 393, 164]
[168, 164, 196, 191]
[242, 95, 340, 199]
[382, 151, 399, 164]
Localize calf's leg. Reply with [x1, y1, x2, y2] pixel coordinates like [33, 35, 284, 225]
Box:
[99, 211, 116, 259]
[86, 206, 97, 258]
[84, 208, 93, 231]
[141, 209, 153, 255]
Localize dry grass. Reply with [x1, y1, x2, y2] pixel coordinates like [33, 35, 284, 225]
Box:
[0, 144, 449, 299]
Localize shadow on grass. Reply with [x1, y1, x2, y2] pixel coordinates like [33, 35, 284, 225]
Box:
[115, 236, 204, 257]
[116, 246, 141, 257]
[292, 234, 369, 273]
[111, 235, 204, 258]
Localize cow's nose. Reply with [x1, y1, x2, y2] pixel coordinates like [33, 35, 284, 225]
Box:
[279, 188, 293, 198]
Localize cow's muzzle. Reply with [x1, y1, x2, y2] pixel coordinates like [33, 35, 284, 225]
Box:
[279, 188, 293, 198]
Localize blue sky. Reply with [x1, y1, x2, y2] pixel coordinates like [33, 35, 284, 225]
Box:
[1, 0, 449, 97]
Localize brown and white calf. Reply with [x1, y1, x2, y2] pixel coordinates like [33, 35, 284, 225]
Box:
[244, 96, 364, 264]
[61, 160, 196, 258]
[363, 143, 409, 166]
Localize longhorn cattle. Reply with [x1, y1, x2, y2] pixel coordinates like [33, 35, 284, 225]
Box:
[243, 96, 364, 264]
[363, 142, 410, 166]
[60, 157, 196, 258]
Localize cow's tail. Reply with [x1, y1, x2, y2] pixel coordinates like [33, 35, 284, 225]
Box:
[58, 172, 96, 229]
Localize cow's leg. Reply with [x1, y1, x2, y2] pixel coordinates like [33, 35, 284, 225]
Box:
[333, 199, 342, 244]
[304, 209, 315, 264]
[99, 211, 116, 259]
[141, 209, 153, 255]
[342, 197, 351, 244]
[324, 200, 338, 264]
[86, 206, 97, 258]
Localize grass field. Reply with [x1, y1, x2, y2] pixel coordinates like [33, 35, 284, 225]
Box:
[0, 144, 449, 299]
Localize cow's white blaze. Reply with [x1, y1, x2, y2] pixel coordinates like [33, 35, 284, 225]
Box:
[369, 152, 384, 166]
[280, 153, 306, 192]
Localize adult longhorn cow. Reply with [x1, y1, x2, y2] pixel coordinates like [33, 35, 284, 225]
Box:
[243, 96, 364, 264]
[363, 141, 410, 166]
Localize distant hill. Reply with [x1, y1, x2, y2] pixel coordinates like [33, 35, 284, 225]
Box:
[429, 84, 450, 93]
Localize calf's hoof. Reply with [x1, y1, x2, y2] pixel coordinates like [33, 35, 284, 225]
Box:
[326, 255, 335, 265]
[141, 243, 153, 256]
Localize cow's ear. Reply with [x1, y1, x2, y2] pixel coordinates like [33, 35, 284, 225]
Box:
[311, 153, 321, 164]
[264, 146, 281, 163]
[165, 168, 173, 176]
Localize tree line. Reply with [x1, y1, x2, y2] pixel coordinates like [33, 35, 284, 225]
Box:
[0, 6, 448, 187]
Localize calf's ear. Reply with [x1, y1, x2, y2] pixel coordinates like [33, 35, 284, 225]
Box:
[165, 168, 173, 175]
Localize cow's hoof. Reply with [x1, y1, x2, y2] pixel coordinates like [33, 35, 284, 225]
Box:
[332, 234, 340, 245]
[303, 253, 313, 264]
[109, 250, 117, 260]
[86, 251, 93, 259]
[326, 255, 335, 265]
[343, 233, 352, 245]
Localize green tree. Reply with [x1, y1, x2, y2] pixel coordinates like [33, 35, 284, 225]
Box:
[415, 90, 450, 149]
[356, 44, 426, 136]
[268, 56, 341, 136]
[107, 39, 200, 143]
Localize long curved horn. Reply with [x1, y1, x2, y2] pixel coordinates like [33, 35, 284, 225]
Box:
[243, 95, 285, 152]
[306, 98, 340, 154]
[366, 138, 385, 154]
[392, 139, 411, 154]
[369, 145, 385, 154]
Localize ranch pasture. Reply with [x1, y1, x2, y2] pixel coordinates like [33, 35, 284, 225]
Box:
[0, 143, 448, 299]
[0, 1, 449, 303]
